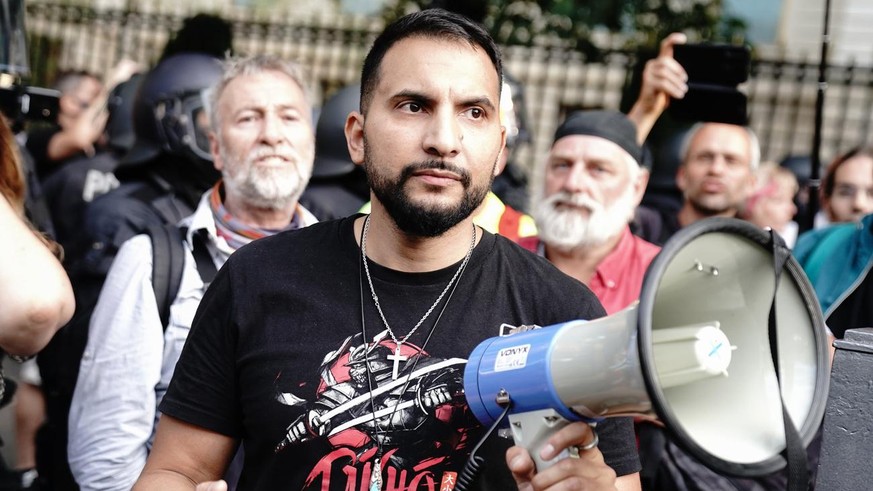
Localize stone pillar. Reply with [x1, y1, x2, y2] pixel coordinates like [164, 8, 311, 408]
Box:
[815, 328, 873, 490]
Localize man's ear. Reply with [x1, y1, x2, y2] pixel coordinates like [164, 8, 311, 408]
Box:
[675, 165, 687, 192]
[494, 150, 507, 177]
[209, 132, 223, 172]
[633, 168, 650, 206]
[345, 111, 365, 166]
[494, 126, 507, 177]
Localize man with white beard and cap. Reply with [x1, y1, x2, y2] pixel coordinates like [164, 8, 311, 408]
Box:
[520, 110, 659, 314]
[68, 54, 319, 491]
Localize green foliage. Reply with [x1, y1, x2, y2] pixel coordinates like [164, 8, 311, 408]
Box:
[623, 0, 749, 48]
[382, 0, 749, 58]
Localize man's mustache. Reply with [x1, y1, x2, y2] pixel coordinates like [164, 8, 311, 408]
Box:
[250, 145, 300, 163]
[400, 160, 472, 187]
[545, 191, 602, 213]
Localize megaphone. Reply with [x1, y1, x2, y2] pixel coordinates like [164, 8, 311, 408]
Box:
[464, 217, 829, 476]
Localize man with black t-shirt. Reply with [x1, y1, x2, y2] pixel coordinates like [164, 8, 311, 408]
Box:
[135, 9, 641, 491]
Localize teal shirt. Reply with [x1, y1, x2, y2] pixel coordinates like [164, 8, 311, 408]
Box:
[794, 214, 873, 319]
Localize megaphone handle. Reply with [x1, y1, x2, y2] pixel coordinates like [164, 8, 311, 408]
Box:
[508, 408, 580, 471]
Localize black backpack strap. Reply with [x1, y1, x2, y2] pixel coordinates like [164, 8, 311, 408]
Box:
[190, 229, 218, 286]
[147, 224, 218, 329]
[766, 230, 809, 491]
[145, 224, 186, 329]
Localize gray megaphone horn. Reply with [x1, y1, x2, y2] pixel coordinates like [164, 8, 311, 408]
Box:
[464, 217, 829, 477]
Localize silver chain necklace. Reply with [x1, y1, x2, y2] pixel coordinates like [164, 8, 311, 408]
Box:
[361, 214, 476, 380]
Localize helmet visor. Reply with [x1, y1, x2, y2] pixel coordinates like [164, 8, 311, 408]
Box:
[181, 91, 212, 162]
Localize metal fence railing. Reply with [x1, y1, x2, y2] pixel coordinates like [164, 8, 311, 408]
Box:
[23, 2, 873, 183]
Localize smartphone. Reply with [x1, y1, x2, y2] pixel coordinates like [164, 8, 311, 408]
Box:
[673, 43, 751, 86]
[669, 43, 751, 125]
[669, 83, 748, 126]
[0, 85, 60, 123]
[20, 86, 61, 122]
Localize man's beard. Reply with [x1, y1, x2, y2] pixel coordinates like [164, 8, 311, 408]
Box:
[220, 143, 313, 210]
[533, 186, 636, 251]
[363, 139, 494, 238]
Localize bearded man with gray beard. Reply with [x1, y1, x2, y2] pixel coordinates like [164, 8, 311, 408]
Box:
[67, 54, 319, 491]
[520, 110, 659, 314]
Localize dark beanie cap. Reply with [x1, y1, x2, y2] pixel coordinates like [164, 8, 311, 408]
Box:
[552, 110, 643, 165]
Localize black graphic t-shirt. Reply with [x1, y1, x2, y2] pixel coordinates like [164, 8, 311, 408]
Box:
[161, 215, 640, 490]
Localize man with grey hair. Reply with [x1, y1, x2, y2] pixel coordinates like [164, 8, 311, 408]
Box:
[67, 54, 318, 491]
[648, 122, 760, 244]
[521, 110, 660, 314]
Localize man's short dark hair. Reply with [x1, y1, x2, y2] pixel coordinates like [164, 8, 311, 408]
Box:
[359, 8, 503, 113]
[53, 69, 99, 94]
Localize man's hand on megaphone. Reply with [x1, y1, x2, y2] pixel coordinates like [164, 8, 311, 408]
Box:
[506, 421, 619, 490]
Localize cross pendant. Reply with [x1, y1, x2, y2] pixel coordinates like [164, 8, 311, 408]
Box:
[369, 457, 382, 491]
[386, 346, 408, 380]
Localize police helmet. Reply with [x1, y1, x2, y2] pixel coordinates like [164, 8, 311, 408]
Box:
[313, 83, 359, 178]
[121, 53, 223, 167]
[105, 72, 144, 153]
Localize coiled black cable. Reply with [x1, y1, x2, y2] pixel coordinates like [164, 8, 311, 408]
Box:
[454, 402, 513, 491]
